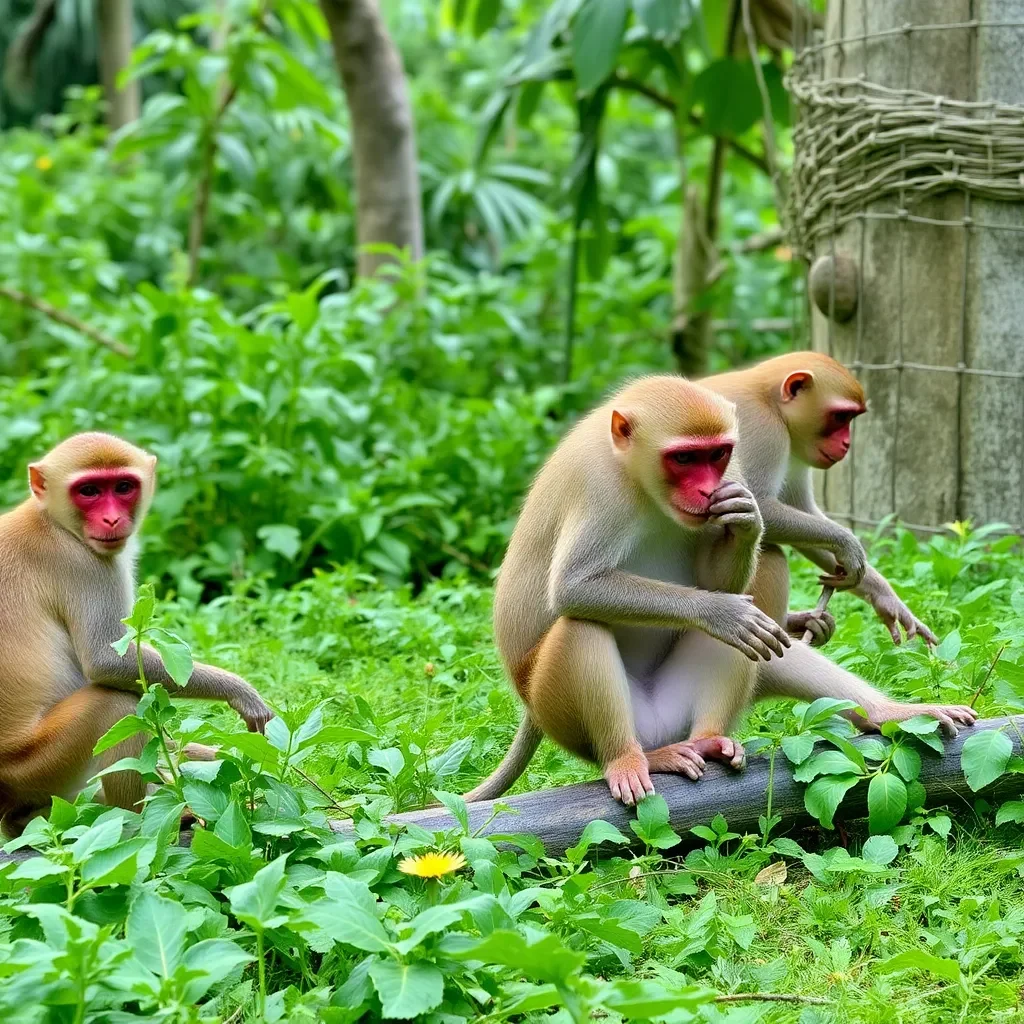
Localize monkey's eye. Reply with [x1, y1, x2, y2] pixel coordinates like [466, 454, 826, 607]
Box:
[708, 447, 728, 462]
[77, 484, 101, 498]
[114, 479, 137, 495]
[670, 451, 697, 465]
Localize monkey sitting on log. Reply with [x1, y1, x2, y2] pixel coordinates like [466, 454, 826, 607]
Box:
[0, 432, 273, 835]
[466, 375, 977, 805]
[703, 351, 938, 648]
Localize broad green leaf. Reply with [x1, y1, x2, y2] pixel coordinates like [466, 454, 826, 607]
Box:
[892, 744, 922, 782]
[934, 629, 962, 661]
[394, 896, 496, 955]
[793, 749, 863, 783]
[447, 929, 586, 984]
[9, 857, 70, 882]
[181, 938, 254, 1003]
[868, 773, 908, 834]
[472, 0, 501, 36]
[369, 959, 444, 1019]
[602, 978, 716, 1017]
[427, 737, 472, 778]
[877, 950, 962, 983]
[183, 780, 229, 823]
[995, 800, 1024, 825]
[69, 817, 123, 863]
[93, 715, 150, 756]
[897, 714, 941, 735]
[928, 813, 953, 837]
[781, 732, 816, 765]
[630, 793, 680, 849]
[215, 801, 252, 848]
[571, 0, 628, 93]
[367, 747, 405, 777]
[81, 836, 153, 886]
[632, 0, 690, 40]
[566, 819, 630, 863]
[304, 900, 392, 952]
[127, 891, 187, 978]
[961, 729, 1013, 791]
[258, 524, 302, 560]
[693, 58, 762, 137]
[148, 628, 194, 688]
[862, 834, 898, 866]
[226, 853, 289, 931]
[800, 697, 861, 730]
[432, 790, 470, 834]
[803, 774, 861, 829]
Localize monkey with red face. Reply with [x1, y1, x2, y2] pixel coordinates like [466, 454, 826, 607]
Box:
[0, 432, 273, 834]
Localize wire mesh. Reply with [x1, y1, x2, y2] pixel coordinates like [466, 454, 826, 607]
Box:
[787, 1, 1024, 536]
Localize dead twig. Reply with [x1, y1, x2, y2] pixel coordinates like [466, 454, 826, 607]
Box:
[714, 992, 830, 1006]
[0, 285, 133, 358]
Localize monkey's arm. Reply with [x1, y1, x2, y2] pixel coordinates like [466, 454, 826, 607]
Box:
[68, 595, 273, 732]
[552, 523, 789, 662]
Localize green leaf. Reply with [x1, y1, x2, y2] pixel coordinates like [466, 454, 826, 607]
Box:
[9, 857, 71, 882]
[127, 891, 187, 978]
[432, 790, 470, 834]
[693, 58, 762, 137]
[181, 938, 254, 1003]
[935, 629, 962, 661]
[369, 960, 444, 1019]
[258, 524, 302, 561]
[961, 729, 1013, 791]
[182, 780, 229, 823]
[804, 774, 861, 829]
[877, 950, 962, 983]
[81, 836, 153, 886]
[123, 584, 156, 633]
[93, 715, 151, 756]
[793, 749, 864, 783]
[632, 0, 690, 41]
[892, 744, 922, 782]
[897, 714, 941, 735]
[472, 0, 501, 35]
[69, 817, 123, 863]
[862, 834, 898, 866]
[602, 979, 716, 1017]
[800, 697, 861, 730]
[447, 929, 586, 984]
[566, 819, 630, 864]
[226, 853, 289, 931]
[216, 133, 256, 184]
[394, 896, 496, 955]
[215, 801, 252, 848]
[148, 628, 194, 688]
[868, 773, 908, 834]
[995, 800, 1024, 825]
[928, 813, 953, 837]
[571, 0, 629, 93]
[630, 793, 681, 849]
[781, 732, 816, 765]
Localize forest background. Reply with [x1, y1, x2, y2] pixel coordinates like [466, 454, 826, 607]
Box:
[1, 2, 1024, 1023]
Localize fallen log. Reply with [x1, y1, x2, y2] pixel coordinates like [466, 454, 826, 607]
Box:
[2, 716, 1020, 864]
[328, 714, 1024, 857]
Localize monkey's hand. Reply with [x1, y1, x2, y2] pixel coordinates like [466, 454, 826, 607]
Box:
[855, 571, 938, 646]
[819, 532, 867, 589]
[786, 608, 836, 647]
[227, 682, 274, 733]
[707, 482, 763, 540]
[696, 594, 791, 662]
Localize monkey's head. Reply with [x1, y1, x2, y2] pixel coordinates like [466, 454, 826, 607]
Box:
[609, 376, 737, 527]
[28, 432, 157, 557]
[775, 354, 866, 470]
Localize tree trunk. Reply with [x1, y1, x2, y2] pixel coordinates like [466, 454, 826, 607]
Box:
[800, 0, 1024, 533]
[96, 0, 139, 132]
[318, 0, 424, 279]
[671, 185, 713, 376]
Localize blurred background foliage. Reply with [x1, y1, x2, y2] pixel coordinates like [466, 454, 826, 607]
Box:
[0, 0, 804, 598]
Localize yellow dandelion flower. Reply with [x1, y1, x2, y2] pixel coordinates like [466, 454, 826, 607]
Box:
[398, 850, 466, 879]
[35, 156, 53, 171]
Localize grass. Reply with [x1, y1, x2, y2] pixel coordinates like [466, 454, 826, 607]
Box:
[142, 523, 1024, 1022]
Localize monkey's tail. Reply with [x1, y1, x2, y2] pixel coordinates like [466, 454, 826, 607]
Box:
[463, 717, 542, 803]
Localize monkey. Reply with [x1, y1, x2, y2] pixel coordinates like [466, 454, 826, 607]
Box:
[0, 432, 273, 835]
[465, 372, 977, 805]
[701, 351, 938, 648]
[464, 375, 793, 806]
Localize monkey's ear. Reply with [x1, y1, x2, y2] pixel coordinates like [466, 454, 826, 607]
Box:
[781, 371, 814, 402]
[28, 464, 46, 499]
[610, 409, 633, 449]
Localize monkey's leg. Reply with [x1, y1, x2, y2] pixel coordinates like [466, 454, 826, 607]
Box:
[0, 687, 146, 836]
[528, 617, 653, 805]
[639, 629, 755, 778]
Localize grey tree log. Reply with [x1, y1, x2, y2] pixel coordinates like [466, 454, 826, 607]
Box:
[319, 0, 424, 279]
[1, 717, 1019, 864]
[97, 0, 140, 132]
[328, 715, 1021, 857]
[802, 1, 1024, 532]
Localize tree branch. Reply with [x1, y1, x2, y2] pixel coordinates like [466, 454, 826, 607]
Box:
[0, 286, 133, 358]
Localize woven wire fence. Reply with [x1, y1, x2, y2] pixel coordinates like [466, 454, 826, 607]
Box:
[785, 2, 1024, 536]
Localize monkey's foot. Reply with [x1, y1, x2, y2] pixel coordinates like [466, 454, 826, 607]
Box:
[876, 702, 978, 737]
[604, 749, 655, 806]
[647, 736, 746, 779]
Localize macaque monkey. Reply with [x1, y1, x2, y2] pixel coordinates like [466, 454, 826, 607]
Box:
[466, 376, 792, 806]
[702, 352, 938, 647]
[0, 432, 273, 835]
[467, 370, 976, 805]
